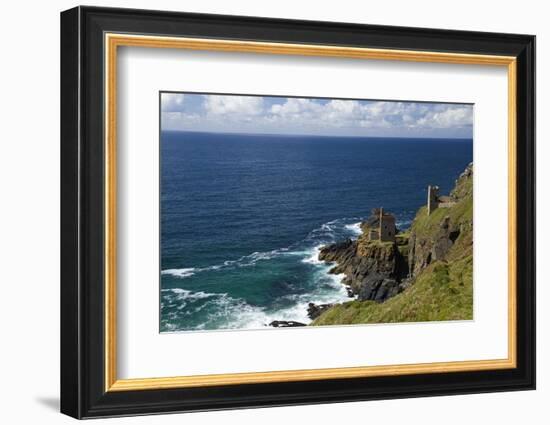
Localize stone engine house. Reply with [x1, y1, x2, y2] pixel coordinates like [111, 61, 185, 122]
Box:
[427, 185, 457, 215]
[365, 207, 396, 242]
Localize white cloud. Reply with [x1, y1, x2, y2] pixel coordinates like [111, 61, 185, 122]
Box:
[416, 105, 473, 128]
[161, 93, 185, 112]
[270, 99, 407, 129]
[162, 111, 201, 125]
[204, 95, 264, 116]
[161, 93, 473, 137]
[269, 99, 324, 128]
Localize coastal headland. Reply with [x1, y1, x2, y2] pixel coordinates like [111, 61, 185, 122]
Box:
[286, 163, 474, 326]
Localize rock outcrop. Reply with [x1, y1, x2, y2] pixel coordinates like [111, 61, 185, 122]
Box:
[307, 303, 334, 320]
[317, 163, 473, 307]
[318, 233, 408, 302]
[311, 163, 474, 326]
[408, 163, 473, 278]
[268, 320, 306, 328]
[356, 273, 401, 302]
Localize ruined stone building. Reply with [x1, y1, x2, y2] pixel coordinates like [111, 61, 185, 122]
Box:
[365, 208, 396, 242]
[427, 185, 457, 215]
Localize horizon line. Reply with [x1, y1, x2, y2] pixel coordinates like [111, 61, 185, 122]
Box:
[161, 129, 473, 141]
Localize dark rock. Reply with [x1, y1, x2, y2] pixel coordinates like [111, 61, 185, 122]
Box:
[408, 216, 465, 276]
[318, 236, 408, 301]
[432, 216, 454, 261]
[357, 273, 401, 302]
[268, 320, 307, 328]
[313, 163, 474, 310]
[307, 303, 334, 320]
[375, 279, 401, 301]
[408, 164, 473, 278]
[319, 239, 356, 272]
[399, 277, 414, 291]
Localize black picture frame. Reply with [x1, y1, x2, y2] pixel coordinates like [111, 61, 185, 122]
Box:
[60, 5, 535, 419]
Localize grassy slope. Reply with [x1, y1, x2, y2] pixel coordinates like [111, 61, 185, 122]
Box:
[312, 171, 473, 326]
[313, 256, 472, 325]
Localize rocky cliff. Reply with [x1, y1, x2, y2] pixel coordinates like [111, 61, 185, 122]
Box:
[408, 163, 473, 277]
[318, 234, 408, 302]
[312, 163, 474, 325]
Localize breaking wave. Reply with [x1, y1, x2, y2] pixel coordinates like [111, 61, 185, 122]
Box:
[161, 268, 197, 278]
[344, 222, 362, 235]
[161, 214, 410, 332]
[161, 217, 365, 280]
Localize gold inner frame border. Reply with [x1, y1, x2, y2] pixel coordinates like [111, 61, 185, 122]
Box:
[104, 33, 517, 392]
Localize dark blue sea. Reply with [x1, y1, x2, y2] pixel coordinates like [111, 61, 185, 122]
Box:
[160, 131, 472, 332]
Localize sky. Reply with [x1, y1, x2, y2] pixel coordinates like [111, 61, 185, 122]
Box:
[160, 92, 473, 138]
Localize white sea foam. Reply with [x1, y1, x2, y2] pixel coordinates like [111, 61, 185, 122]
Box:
[162, 286, 334, 330]
[161, 268, 196, 278]
[162, 217, 365, 279]
[301, 245, 324, 265]
[162, 267, 352, 331]
[324, 272, 347, 290]
[344, 222, 362, 236]
[162, 217, 367, 330]
[162, 287, 220, 300]
[216, 296, 314, 329]
[162, 288, 242, 325]
[248, 276, 349, 326]
[396, 219, 413, 229]
[160, 248, 288, 278]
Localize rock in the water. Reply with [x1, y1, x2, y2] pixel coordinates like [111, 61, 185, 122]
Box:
[268, 320, 307, 328]
[307, 303, 333, 320]
[318, 239, 356, 270]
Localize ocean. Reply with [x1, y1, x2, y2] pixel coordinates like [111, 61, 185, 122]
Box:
[160, 131, 473, 332]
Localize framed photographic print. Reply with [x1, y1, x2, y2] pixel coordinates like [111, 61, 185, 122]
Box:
[60, 6, 535, 419]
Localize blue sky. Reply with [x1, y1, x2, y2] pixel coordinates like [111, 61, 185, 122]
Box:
[161, 93, 473, 138]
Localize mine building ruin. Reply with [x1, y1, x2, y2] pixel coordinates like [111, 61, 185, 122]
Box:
[427, 185, 457, 215]
[364, 207, 396, 242]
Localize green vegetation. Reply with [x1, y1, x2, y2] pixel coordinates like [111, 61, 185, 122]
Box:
[395, 231, 410, 258]
[312, 255, 472, 325]
[397, 244, 409, 257]
[311, 167, 473, 326]
[412, 173, 472, 239]
[395, 231, 410, 246]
